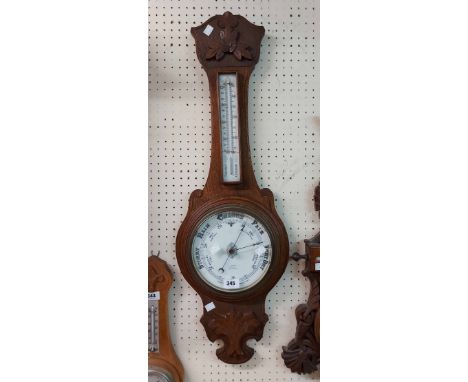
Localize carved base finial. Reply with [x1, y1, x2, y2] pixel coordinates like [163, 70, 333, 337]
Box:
[201, 308, 268, 364]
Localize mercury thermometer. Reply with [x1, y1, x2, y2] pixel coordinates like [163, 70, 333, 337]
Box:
[218, 73, 241, 183]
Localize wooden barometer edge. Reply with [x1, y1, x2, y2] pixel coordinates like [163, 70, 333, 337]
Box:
[148, 255, 184, 381]
[176, 11, 289, 364]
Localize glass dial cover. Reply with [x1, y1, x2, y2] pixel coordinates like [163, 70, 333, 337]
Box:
[191, 210, 272, 292]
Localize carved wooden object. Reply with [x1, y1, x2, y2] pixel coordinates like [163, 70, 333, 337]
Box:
[281, 185, 320, 374]
[148, 255, 184, 382]
[176, 12, 289, 364]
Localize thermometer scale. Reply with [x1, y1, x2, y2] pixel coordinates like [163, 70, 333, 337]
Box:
[148, 296, 159, 352]
[218, 73, 241, 183]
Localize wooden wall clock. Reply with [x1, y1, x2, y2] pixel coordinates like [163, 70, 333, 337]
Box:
[148, 254, 184, 382]
[176, 12, 289, 364]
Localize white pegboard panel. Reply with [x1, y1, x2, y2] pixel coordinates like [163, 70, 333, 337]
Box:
[149, 1, 319, 381]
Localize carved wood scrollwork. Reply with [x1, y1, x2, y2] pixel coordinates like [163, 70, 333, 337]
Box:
[191, 11, 264, 69]
[205, 11, 254, 61]
[281, 184, 320, 374]
[201, 308, 268, 363]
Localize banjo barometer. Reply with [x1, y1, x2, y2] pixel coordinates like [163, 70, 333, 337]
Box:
[176, 12, 289, 364]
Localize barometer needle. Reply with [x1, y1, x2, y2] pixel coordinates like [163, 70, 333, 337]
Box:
[219, 225, 245, 273]
[233, 223, 246, 246]
[236, 242, 263, 251]
[218, 255, 231, 273]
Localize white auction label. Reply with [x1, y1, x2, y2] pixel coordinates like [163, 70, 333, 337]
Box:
[203, 24, 214, 36]
[225, 277, 239, 289]
[205, 302, 216, 312]
[148, 291, 160, 301]
[315, 263, 320, 271]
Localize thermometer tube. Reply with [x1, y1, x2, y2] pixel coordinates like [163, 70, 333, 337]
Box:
[218, 73, 241, 183]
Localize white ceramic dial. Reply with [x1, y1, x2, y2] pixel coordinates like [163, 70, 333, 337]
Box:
[191, 210, 272, 292]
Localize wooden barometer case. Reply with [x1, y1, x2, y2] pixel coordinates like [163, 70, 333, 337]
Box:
[148, 255, 184, 382]
[176, 12, 289, 364]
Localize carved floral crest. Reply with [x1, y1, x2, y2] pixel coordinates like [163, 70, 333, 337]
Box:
[191, 11, 264, 69]
[206, 12, 253, 61]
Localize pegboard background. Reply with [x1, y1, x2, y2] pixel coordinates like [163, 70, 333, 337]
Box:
[149, 0, 319, 380]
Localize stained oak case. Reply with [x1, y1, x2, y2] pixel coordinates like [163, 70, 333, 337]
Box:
[176, 12, 289, 364]
[148, 255, 184, 382]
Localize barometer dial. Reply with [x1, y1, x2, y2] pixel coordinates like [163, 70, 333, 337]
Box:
[148, 368, 174, 382]
[191, 210, 272, 292]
